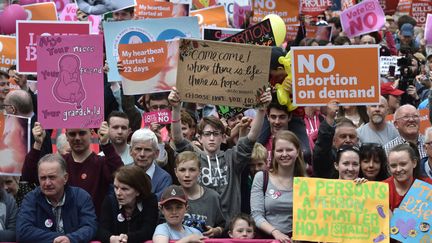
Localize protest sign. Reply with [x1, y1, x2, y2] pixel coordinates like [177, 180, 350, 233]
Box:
[216, 105, 245, 119]
[75, 0, 136, 15]
[300, 0, 332, 18]
[176, 39, 271, 108]
[378, 0, 399, 14]
[292, 45, 380, 106]
[390, 180, 432, 242]
[426, 14, 432, 45]
[36, 35, 104, 129]
[305, 25, 333, 41]
[103, 17, 201, 82]
[60, 3, 101, 34]
[192, 0, 217, 9]
[292, 177, 390, 243]
[23, 2, 58, 20]
[251, 0, 299, 26]
[190, 5, 229, 28]
[286, 25, 299, 41]
[396, 0, 412, 15]
[118, 40, 179, 95]
[232, 3, 252, 28]
[143, 109, 172, 125]
[17, 21, 91, 74]
[386, 109, 430, 134]
[223, 19, 275, 46]
[380, 56, 400, 76]
[340, 0, 385, 38]
[19, 0, 69, 13]
[203, 27, 242, 41]
[0, 114, 31, 176]
[0, 36, 16, 72]
[411, 0, 432, 26]
[135, 0, 189, 19]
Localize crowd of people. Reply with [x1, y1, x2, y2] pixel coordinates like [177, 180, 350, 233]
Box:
[0, 0, 431, 242]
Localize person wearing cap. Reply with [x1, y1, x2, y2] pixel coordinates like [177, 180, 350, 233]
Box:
[357, 96, 399, 145]
[396, 23, 419, 52]
[153, 185, 206, 243]
[381, 82, 404, 114]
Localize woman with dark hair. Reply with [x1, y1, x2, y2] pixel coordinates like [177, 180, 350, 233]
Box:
[333, 145, 361, 180]
[359, 144, 390, 181]
[97, 166, 158, 243]
[383, 143, 432, 211]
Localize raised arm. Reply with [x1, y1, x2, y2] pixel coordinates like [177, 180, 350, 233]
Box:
[247, 88, 272, 142]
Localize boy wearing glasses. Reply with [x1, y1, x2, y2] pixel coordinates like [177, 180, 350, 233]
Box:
[169, 87, 271, 220]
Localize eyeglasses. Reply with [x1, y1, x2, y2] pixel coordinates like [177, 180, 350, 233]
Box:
[396, 115, 420, 121]
[150, 104, 169, 110]
[67, 131, 88, 137]
[202, 131, 222, 137]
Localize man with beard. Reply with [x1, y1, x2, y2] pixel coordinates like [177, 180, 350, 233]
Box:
[357, 96, 399, 145]
[384, 104, 426, 159]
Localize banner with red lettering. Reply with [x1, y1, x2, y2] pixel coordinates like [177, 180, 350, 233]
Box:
[300, 0, 333, 18]
[251, 0, 300, 26]
[340, 0, 385, 38]
[16, 21, 91, 74]
[411, 0, 431, 26]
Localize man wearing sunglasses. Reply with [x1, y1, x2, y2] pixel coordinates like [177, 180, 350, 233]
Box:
[22, 121, 123, 217]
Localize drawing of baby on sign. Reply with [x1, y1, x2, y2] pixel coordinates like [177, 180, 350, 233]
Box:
[37, 35, 104, 129]
[53, 54, 86, 109]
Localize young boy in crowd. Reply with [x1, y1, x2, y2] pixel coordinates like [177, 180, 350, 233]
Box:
[228, 214, 256, 239]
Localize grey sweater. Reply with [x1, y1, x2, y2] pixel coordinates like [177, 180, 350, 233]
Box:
[185, 187, 226, 228]
[175, 136, 255, 220]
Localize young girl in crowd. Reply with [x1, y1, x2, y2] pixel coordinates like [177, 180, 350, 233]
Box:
[228, 214, 256, 239]
[359, 143, 390, 181]
[153, 185, 206, 243]
[383, 143, 432, 211]
[250, 130, 306, 243]
[175, 151, 225, 237]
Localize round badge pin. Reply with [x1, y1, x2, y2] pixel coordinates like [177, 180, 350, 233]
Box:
[81, 173, 87, 180]
[117, 213, 125, 222]
[45, 219, 53, 228]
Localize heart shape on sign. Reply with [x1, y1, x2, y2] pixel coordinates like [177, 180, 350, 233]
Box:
[395, 218, 416, 238]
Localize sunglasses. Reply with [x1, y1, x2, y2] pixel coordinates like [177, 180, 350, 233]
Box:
[337, 145, 360, 154]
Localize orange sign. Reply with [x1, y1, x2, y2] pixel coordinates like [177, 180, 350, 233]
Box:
[386, 109, 430, 134]
[190, 5, 228, 28]
[251, 0, 300, 26]
[134, 0, 189, 19]
[23, 2, 58, 21]
[292, 45, 380, 106]
[118, 41, 168, 82]
[0, 36, 16, 72]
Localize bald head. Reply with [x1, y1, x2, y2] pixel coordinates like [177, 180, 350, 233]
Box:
[4, 90, 33, 116]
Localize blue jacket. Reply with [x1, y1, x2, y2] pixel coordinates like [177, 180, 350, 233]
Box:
[152, 163, 172, 200]
[17, 186, 97, 243]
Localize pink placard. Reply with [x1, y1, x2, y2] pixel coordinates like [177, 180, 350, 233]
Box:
[340, 0, 385, 38]
[425, 14, 432, 45]
[17, 21, 91, 74]
[143, 109, 172, 125]
[59, 3, 102, 34]
[37, 35, 104, 129]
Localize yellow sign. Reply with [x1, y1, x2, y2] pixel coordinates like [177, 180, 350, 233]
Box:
[293, 177, 390, 243]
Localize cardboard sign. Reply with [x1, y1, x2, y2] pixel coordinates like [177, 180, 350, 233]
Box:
[23, 2, 58, 20]
[385, 109, 430, 134]
[135, 0, 189, 19]
[411, 0, 432, 26]
[143, 109, 172, 125]
[37, 35, 104, 129]
[118, 40, 179, 95]
[190, 5, 229, 28]
[380, 56, 401, 76]
[292, 177, 390, 243]
[426, 14, 432, 45]
[75, 0, 137, 15]
[251, 0, 300, 26]
[390, 180, 432, 242]
[0, 36, 16, 72]
[59, 3, 102, 34]
[292, 45, 380, 106]
[103, 17, 201, 82]
[16, 21, 91, 74]
[203, 27, 242, 41]
[176, 39, 271, 108]
[340, 0, 385, 38]
[0, 113, 31, 176]
[300, 0, 332, 18]
[223, 19, 275, 46]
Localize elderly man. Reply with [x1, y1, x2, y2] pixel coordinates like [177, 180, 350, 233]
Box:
[384, 104, 426, 158]
[357, 96, 399, 145]
[130, 128, 172, 199]
[420, 127, 432, 178]
[17, 154, 97, 243]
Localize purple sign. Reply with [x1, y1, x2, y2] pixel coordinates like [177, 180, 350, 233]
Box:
[426, 14, 432, 45]
[37, 35, 104, 129]
[340, 0, 385, 37]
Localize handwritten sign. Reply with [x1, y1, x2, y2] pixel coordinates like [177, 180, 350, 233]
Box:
[176, 39, 271, 108]
[36, 35, 104, 129]
[135, 0, 189, 19]
[340, 0, 385, 38]
[190, 5, 229, 28]
[0, 36, 16, 72]
[118, 40, 179, 95]
[59, 3, 101, 34]
[203, 27, 242, 41]
[251, 0, 300, 26]
[23, 2, 58, 20]
[390, 180, 432, 242]
[426, 14, 432, 45]
[292, 177, 390, 243]
[292, 45, 380, 106]
[143, 109, 172, 125]
[223, 19, 275, 46]
[0, 114, 31, 176]
[17, 21, 91, 74]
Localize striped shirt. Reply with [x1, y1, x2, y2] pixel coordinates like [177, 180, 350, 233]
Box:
[384, 135, 427, 159]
